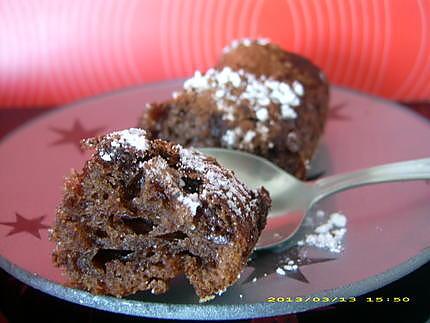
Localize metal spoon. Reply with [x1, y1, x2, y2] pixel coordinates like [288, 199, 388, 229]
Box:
[199, 148, 430, 252]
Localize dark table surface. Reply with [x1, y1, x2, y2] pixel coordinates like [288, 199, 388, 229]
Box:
[0, 103, 430, 323]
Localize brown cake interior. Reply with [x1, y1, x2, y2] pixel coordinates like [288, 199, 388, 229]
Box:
[51, 129, 270, 301]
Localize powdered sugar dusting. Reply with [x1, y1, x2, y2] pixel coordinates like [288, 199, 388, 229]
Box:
[255, 108, 269, 121]
[222, 129, 238, 147]
[178, 146, 207, 172]
[292, 80, 304, 96]
[276, 267, 286, 275]
[271, 211, 348, 278]
[256, 38, 270, 46]
[98, 128, 150, 162]
[100, 151, 112, 161]
[182, 66, 302, 149]
[283, 259, 299, 271]
[178, 146, 258, 220]
[175, 38, 307, 152]
[177, 193, 200, 216]
[281, 104, 298, 119]
[275, 258, 299, 275]
[111, 128, 149, 151]
[298, 212, 347, 253]
[140, 156, 202, 217]
[222, 38, 271, 53]
[94, 130, 265, 253]
[243, 130, 256, 143]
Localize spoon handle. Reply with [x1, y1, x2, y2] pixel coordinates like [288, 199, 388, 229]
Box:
[313, 157, 430, 202]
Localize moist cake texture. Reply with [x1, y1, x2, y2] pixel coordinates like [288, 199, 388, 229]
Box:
[139, 39, 329, 179]
[50, 128, 271, 301]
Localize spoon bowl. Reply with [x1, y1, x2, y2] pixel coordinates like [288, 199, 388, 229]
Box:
[199, 148, 430, 251]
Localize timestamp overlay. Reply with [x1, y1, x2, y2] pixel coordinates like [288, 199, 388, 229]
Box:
[266, 296, 411, 304]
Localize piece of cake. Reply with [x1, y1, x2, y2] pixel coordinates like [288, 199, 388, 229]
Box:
[139, 39, 329, 179]
[50, 128, 271, 301]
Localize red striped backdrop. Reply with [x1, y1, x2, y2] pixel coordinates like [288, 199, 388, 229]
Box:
[0, 0, 429, 107]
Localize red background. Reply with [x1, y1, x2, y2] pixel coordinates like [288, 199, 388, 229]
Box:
[0, 0, 429, 107]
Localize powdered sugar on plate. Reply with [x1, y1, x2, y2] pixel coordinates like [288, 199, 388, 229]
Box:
[272, 211, 348, 278]
[275, 259, 299, 275]
[298, 212, 347, 253]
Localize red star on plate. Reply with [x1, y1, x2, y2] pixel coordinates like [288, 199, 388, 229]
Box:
[244, 246, 336, 284]
[0, 213, 50, 239]
[50, 119, 105, 153]
[328, 103, 350, 121]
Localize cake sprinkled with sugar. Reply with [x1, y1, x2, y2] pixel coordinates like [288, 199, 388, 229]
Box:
[91, 130, 265, 222]
[142, 66, 304, 158]
[52, 129, 271, 302]
[140, 38, 329, 179]
[183, 67, 301, 141]
[96, 128, 149, 162]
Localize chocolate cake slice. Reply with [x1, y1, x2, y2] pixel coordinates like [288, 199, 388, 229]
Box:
[139, 39, 329, 179]
[50, 128, 271, 301]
